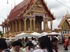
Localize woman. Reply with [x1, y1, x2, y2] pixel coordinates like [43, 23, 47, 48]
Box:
[10, 40, 23, 52]
[51, 38, 58, 52]
[33, 36, 55, 52]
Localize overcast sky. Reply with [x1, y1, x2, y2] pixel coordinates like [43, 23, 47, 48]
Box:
[0, 0, 70, 31]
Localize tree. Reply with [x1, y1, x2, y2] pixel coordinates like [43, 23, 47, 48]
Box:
[0, 31, 3, 37]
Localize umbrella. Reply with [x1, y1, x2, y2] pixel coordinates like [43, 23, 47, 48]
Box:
[16, 32, 26, 37]
[30, 32, 41, 37]
[40, 32, 49, 37]
[48, 32, 59, 36]
[41, 32, 49, 35]
[15, 32, 37, 40]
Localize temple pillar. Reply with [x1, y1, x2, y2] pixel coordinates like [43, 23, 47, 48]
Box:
[18, 20, 21, 32]
[50, 20, 53, 31]
[46, 20, 48, 31]
[8, 24, 10, 32]
[23, 18, 26, 32]
[21, 20, 24, 31]
[44, 20, 48, 32]
[33, 18, 35, 32]
[11, 23, 12, 33]
[10, 23, 12, 33]
[15, 21, 18, 33]
[5, 26, 6, 33]
[30, 18, 32, 32]
[12, 22, 14, 33]
[7, 25, 8, 32]
[44, 20, 46, 32]
[13, 22, 15, 32]
[2, 26, 4, 34]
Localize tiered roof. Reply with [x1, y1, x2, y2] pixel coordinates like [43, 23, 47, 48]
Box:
[8, 0, 55, 21]
[1, 0, 55, 26]
[58, 12, 70, 28]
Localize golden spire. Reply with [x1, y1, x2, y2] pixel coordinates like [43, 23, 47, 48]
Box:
[65, 10, 69, 17]
[67, 10, 69, 14]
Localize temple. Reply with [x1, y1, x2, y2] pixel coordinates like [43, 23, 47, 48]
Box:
[58, 11, 70, 36]
[1, 0, 55, 37]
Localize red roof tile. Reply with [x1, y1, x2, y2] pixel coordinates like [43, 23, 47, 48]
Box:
[8, 0, 32, 21]
[7, 0, 55, 22]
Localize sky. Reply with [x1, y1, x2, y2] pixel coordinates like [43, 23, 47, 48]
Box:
[0, 0, 70, 31]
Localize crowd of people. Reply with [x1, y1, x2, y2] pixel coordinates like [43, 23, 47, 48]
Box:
[0, 35, 70, 52]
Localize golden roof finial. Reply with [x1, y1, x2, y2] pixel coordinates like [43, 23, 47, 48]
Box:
[65, 10, 69, 17]
[67, 10, 69, 14]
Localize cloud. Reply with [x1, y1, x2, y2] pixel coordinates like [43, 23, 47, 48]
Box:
[45, 0, 67, 9]
[53, 19, 61, 29]
[0, 27, 2, 31]
[51, 6, 67, 19]
[0, 0, 70, 31]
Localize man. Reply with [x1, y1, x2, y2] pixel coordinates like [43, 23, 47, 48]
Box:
[10, 40, 23, 52]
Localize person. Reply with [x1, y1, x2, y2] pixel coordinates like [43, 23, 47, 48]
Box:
[0, 38, 10, 52]
[63, 37, 70, 51]
[62, 36, 65, 44]
[22, 38, 27, 48]
[25, 37, 29, 43]
[51, 38, 58, 52]
[31, 37, 37, 47]
[5, 39, 12, 48]
[33, 36, 55, 52]
[23, 41, 34, 52]
[0, 38, 7, 52]
[10, 40, 23, 52]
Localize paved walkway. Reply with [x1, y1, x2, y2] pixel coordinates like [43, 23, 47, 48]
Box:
[58, 44, 70, 52]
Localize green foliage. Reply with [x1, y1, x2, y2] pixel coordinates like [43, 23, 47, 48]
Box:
[0, 31, 3, 37]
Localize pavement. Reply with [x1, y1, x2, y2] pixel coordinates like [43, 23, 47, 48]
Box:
[58, 44, 70, 52]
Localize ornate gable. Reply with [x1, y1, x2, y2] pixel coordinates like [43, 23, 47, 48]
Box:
[58, 16, 66, 28]
[61, 21, 70, 30]
[25, 0, 54, 20]
[58, 13, 70, 29]
[26, 0, 47, 15]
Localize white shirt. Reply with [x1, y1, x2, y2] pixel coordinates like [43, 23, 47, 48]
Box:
[10, 47, 23, 52]
[23, 48, 34, 52]
[32, 40, 37, 45]
[33, 49, 55, 52]
[33, 49, 48, 52]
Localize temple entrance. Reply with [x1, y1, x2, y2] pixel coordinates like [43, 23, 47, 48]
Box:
[35, 16, 43, 33]
[26, 18, 30, 32]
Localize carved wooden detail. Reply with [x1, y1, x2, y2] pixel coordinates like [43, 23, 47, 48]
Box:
[26, 0, 48, 16]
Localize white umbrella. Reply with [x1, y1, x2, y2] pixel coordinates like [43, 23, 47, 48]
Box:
[16, 32, 26, 37]
[41, 32, 49, 35]
[15, 32, 37, 40]
[40, 32, 49, 37]
[30, 32, 41, 37]
[49, 32, 59, 36]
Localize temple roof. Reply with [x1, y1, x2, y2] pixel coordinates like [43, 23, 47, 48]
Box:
[58, 16, 65, 28]
[58, 13, 70, 28]
[8, 0, 32, 21]
[7, 0, 55, 21]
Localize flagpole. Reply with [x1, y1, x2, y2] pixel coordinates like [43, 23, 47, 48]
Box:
[7, 0, 8, 4]
[14, 0, 16, 7]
